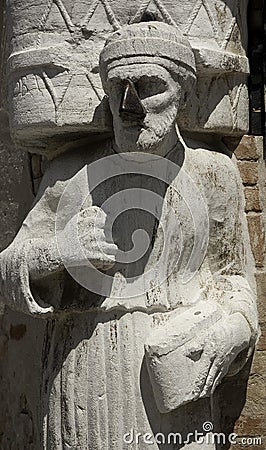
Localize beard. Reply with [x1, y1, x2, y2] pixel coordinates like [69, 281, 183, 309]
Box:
[114, 106, 177, 153]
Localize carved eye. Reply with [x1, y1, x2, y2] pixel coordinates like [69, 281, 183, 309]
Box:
[135, 76, 168, 100]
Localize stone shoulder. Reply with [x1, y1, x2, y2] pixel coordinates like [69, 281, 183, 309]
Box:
[35, 139, 112, 200]
[184, 146, 242, 198]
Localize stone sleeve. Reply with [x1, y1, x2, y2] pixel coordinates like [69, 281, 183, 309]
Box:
[204, 155, 259, 350]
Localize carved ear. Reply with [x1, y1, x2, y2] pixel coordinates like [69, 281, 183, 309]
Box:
[119, 80, 146, 121]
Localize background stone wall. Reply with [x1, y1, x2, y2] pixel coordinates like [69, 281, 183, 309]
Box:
[221, 135, 266, 449]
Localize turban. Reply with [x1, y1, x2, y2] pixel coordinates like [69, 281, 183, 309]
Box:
[100, 22, 196, 92]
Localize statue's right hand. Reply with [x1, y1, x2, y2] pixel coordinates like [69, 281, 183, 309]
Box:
[63, 206, 118, 271]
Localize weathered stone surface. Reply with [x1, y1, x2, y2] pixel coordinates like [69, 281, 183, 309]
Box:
[223, 135, 262, 161]
[255, 272, 266, 322]
[244, 187, 261, 212]
[0, 103, 44, 450]
[0, 310, 46, 450]
[250, 350, 266, 379]
[238, 161, 259, 185]
[231, 352, 266, 446]
[235, 135, 260, 160]
[234, 414, 265, 437]
[0, 2, 264, 449]
[0, 110, 34, 252]
[247, 214, 265, 267]
[227, 133, 266, 449]
[256, 323, 266, 351]
[4, 0, 250, 155]
[0, 19, 259, 450]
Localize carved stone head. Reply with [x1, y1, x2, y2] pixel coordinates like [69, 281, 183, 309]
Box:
[100, 22, 196, 153]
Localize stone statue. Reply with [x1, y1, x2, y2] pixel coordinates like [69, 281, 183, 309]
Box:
[0, 20, 258, 450]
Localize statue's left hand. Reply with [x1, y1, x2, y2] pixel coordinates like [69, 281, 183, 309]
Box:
[184, 312, 251, 398]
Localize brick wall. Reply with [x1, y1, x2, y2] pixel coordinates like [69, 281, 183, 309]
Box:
[223, 135, 266, 449]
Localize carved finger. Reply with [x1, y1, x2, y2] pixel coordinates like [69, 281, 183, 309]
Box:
[201, 354, 229, 397]
[25, 296, 54, 317]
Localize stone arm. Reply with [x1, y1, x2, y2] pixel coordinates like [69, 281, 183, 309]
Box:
[184, 154, 260, 394]
[145, 152, 259, 413]
[0, 162, 69, 316]
[204, 155, 259, 345]
[0, 151, 86, 317]
[0, 144, 118, 317]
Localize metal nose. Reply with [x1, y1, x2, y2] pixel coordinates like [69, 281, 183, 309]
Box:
[119, 79, 146, 121]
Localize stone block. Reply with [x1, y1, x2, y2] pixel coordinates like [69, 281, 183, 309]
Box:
[235, 135, 260, 160]
[232, 352, 265, 419]
[247, 214, 265, 267]
[238, 161, 259, 185]
[249, 351, 266, 379]
[255, 272, 266, 323]
[256, 323, 266, 351]
[244, 187, 261, 212]
[223, 135, 260, 160]
[234, 414, 265, 437]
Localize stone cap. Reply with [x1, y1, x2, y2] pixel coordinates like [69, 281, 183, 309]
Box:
[100, 22, 196, 89]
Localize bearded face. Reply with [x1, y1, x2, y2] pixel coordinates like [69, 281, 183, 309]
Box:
[107, 64, 182, 153]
